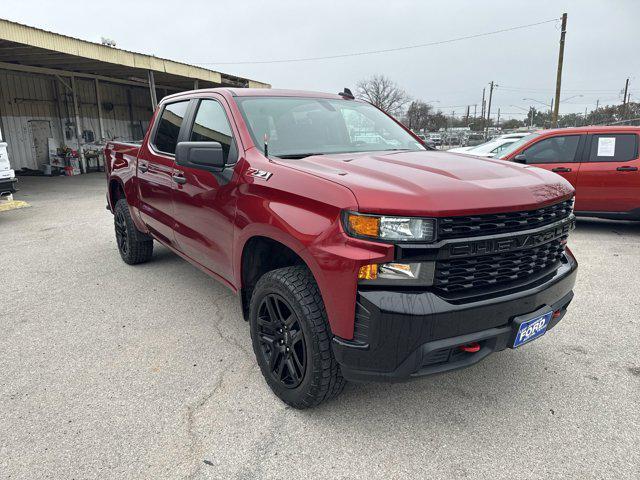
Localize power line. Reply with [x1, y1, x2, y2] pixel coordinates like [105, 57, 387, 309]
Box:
[191, 18, 559, 66]
[499, 85, 625, 94]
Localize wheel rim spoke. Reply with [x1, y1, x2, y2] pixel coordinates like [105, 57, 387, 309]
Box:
[269, 349, 281, 370]
[115, 213, 128, 253]
[292, 346, 304, 372]
[290, 329, 303, 345]
[265, 296, 279, 322]
[257, 316, 277, 333]
[260, 333, 276, 346]
[275, 352, 287, 380]
[286, 356, 300, 382]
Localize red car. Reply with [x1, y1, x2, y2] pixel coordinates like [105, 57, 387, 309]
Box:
[105, 88, 577, 408]
[498, 126, 640, 220]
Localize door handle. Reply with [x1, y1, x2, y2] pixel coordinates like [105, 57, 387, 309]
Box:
[551, 167, 572, 173]
[172, 172, 187, 184]
[139, 162, 148, 173]
[617, 166, 638, 172]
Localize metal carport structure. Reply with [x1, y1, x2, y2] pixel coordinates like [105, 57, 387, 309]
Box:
[0, 18, 269, 172]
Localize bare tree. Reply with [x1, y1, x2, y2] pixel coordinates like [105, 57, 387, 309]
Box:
[356, 75, 411, 116]
[404, 101, 433, 131]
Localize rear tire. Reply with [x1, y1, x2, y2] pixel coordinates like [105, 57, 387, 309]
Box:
[114, 199, 153, 265]
[249, 265, 345, 409]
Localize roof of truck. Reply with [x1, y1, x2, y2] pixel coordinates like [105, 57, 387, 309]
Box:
[227, 88, 348, 99]
[164, 88, 354, 102]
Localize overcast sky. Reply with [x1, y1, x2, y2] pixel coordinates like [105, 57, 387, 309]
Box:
[3, 0, 639, 119]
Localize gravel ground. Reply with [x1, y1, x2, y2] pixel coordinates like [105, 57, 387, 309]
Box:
[1, 173, 638, 479]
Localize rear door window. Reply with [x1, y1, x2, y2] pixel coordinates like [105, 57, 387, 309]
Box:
[587, 134, 638, 162]
[152, 101, 190, 155]
[523, 135, 581, 164]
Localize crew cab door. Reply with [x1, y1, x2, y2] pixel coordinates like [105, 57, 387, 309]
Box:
[516, 134, 583, 187]
[137, 100, 190, 247]
[574, 132, 640, 213]
[171, 96, 240, 282]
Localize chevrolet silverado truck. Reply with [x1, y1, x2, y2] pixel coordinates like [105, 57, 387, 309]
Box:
[105, 88, 578, 408]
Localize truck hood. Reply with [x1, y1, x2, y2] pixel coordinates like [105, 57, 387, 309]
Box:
[274, 150, 574, 216]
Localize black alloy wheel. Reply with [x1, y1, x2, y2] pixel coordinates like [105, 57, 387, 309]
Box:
[249, 265, 346, 408]
[113, 199, 153, 265]
[256, 293, 306, 388]
[114, 209, 128, 255]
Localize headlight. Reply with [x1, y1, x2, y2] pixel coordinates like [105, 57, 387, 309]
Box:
[343, 212, 436, 242]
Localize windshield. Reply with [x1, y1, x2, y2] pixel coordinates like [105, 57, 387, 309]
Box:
[497, 133, 540, 159]
[235, 96, 425, 158]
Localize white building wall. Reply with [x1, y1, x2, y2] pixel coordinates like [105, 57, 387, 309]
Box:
[0, 69, 154, 171]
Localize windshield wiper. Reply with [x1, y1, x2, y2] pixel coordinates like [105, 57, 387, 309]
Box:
[275, 148, 413, 159]
[275, 153, 327, 159]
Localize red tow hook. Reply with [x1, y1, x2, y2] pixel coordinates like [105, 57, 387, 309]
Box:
[459, 342, 481, 353]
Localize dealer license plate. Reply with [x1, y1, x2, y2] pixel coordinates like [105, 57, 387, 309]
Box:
[513, 311, 552, 348]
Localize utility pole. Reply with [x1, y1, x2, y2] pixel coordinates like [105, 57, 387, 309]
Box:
[595, 99, 599, 124]
[550, 98, 554, 112]
[465, 105, 470, 124]
[473, 104, 477, 119]
[584, 106, 588, 126]
[552, 13, 567, 128]
[622, 78, 630, 119]
[481, 88, 486, 120]
[484, 81, 495, 138]
[496, 108, 501, 128]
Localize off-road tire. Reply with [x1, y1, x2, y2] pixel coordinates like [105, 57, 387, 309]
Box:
[249, 265, 346, 408]
[114, 199, 153, 265]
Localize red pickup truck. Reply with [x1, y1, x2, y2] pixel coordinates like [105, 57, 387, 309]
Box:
[105, 88, 578, 408]
[497, 126, 640, 220]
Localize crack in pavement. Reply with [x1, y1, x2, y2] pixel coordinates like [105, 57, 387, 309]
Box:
[183, 302, 254, 480]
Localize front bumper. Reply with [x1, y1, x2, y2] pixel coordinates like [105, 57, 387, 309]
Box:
[332, 251, 577, 382]
[0, 176, 18, 195]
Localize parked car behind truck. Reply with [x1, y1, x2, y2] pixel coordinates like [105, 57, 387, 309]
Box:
[105, 88, 578, 408]
[449, 132, 529, 157]
[498, 126, 640, 220]
[0, 131, 17, 197]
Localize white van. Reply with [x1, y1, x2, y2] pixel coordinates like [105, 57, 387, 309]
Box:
[0, 132, 17, 197]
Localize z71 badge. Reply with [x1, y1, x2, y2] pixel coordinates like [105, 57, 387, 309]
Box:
[246, 168, 273, 180]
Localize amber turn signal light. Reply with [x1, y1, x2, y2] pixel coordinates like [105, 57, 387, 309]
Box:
[358, 263, 378, 280]
[347, 213, 380, 237]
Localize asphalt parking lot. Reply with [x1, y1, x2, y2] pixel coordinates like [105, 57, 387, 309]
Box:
[1, 173, 639, 479]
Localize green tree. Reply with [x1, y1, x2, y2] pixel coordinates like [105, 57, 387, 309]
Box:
[501, 119, 524, 129]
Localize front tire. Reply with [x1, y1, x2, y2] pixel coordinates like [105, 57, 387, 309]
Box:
[249, 266, 345, 409]
[114, 199, 153, 265]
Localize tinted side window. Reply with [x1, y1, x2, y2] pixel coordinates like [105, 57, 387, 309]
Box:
[524, 135, 580, 164]
[588, 134, 638, 162]
[153, 101, 189, 154]
[190, 100, 234, 161]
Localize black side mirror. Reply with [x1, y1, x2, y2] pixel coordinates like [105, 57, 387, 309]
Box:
[175, 141, 225, 171]
[513, 154, 527, 164]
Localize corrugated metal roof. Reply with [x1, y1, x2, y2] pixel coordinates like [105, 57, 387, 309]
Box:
[0, 18, 270, 89]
